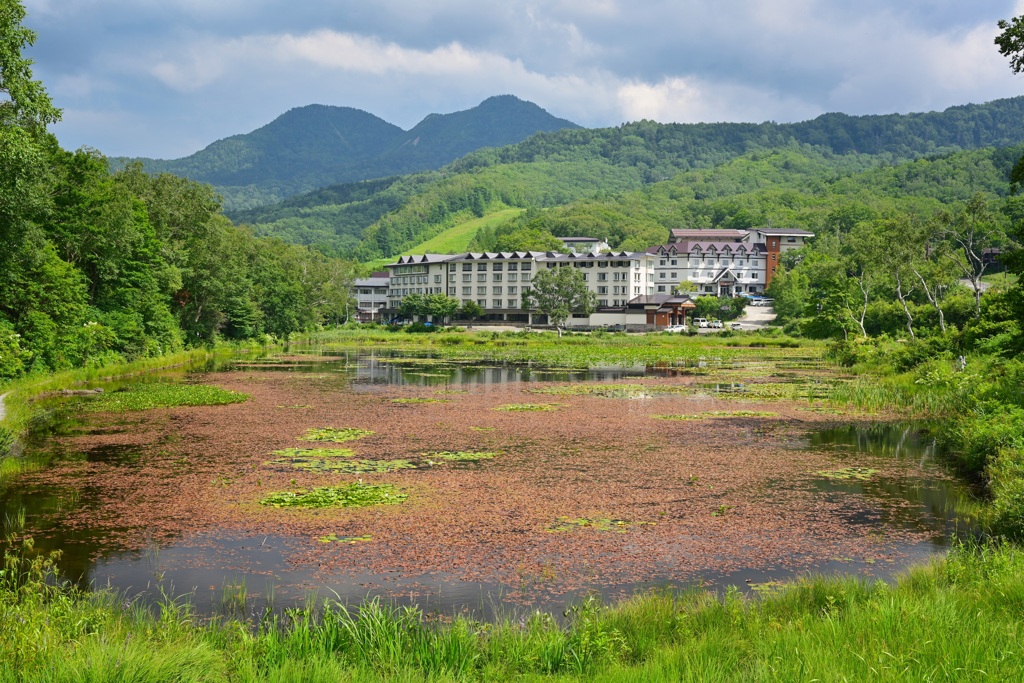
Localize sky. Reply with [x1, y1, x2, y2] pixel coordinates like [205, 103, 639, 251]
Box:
[20, 0, 1024, 159]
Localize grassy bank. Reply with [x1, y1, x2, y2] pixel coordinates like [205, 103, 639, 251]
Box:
[825, 343, 1024, 539]
[2, 539, 1022, 681]
[304, 326, 821, 368]
[0, 347, 252, 484]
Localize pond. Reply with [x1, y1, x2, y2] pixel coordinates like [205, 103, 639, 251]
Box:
[0, 350, 979, 621]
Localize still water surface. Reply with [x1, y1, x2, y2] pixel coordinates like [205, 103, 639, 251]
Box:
[0, 353, 978, 620]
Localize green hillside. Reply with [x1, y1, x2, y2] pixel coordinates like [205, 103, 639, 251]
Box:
[114, 96, 580, 211]
[240, 97, 1024, 261]
[401, 208, 526, 254]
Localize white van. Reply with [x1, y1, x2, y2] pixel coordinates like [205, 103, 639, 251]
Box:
[694, 318, 709, 328]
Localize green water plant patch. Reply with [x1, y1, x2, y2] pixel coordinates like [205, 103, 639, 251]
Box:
[391, 398, 449, 404]
[271, 448, 356, 459]
[299, 428, 374, 443]
[83, 383, 248, 412]
[318, 533, 373, 544]
[260, 483, 407, 509]
[651, 411, 778, 421]
[530, 383, 693, 399]
[546, 517, 652, 533]
[817, 467, 879, 481]
[268, 455, 417, 474]
[424, 451, 497, 462]
[496, 403, 562, 412]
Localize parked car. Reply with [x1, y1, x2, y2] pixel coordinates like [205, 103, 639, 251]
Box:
[710, 320, 724, 329]
[664, 324, 687, 333]
[729, 322, 743, 330]
[694, 317, 709, 328]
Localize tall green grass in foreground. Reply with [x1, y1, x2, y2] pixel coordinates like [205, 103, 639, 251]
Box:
[2, 540, 1023, 681]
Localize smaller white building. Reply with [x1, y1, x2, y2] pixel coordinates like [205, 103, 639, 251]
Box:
[354, 272, 390, 322]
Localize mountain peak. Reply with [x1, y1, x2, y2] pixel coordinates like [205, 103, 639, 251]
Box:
[116, 96, 581, 211]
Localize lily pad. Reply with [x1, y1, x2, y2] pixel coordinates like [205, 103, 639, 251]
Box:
[299, 428, 374, 443]
[260, 483, 407, 509]
[318, 533, 373, 544]
[546, 517, 652, 533]
[391, 398, 450, 404]
[816, 467, 878, 481]
[424, 451, 498, 462]
[496, 403, 562, 412]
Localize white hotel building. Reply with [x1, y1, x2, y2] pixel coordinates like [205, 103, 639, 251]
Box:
[384, 227, 813, 325]
[386, 250, 658, 324]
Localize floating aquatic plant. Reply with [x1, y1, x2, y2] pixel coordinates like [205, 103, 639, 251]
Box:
[318, 533, 373, 544]
[271, 448, 356, 459]
[546, 517, 652, 533]
[469, 426, 495, 432]
[495, 403, 562, 412]
[299, 428, 374, 443]
[260, 483, 407, 509]
[391, 398, 449, 404]
[424, 451, 497, 463]
[84, 383, 248, 412]
[267, 456, 417, 474]
[653, 410, 779, 420]
[816, 467, 878, 481]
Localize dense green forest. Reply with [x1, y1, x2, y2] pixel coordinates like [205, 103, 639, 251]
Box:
[0, 8, 356, 382]
[114, 96, 580, 211]
[238, 98, 1024, 260]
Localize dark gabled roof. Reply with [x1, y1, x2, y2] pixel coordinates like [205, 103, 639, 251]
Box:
[652, 241, 766, 255]
[626, 294, 696, 308]
[354, 277, 389, 287]
[388, 253, 453, 266]
[757, 228, 815, 236]
[670, 229, 748, 241]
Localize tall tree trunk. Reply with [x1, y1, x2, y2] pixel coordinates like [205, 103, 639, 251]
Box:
[893, 271, 915, 340]
[911, 267, 946, 333]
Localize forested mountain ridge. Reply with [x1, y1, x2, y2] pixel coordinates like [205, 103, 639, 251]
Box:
[113, 96, 580, 211]
[240, 96, 1024, 259]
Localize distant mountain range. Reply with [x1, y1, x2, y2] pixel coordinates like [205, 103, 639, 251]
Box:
[112, 95, 581, 211]
[232, 95, 1024, 260]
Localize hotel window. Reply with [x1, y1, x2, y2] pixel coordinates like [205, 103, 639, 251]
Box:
[508, 299, 517, 308]
[657, 285, 665, 292]
[582, 273, 589, 281]
[508, 263, 518, 271]
[462, 263, 472, 271]
[521, 263, 532, 271]
[463, 274, 472, 282]
[449, 264, 457, 272]
[520, 274, 531, 282]
[659, 272, 666, 279]
[597, 273, 607, 281]
[434, 275, 442, 283]
[660, 260, 666, 266]
[493, 274, 502, 282]
[447, 288, 456, 295]
[671, 259, 677, 266]
[492, 300, 502, 308]
[598, 261, 608, 267]
[462, 287, 472, 295]
[508, 273, 518, 282]
[477, 274, 487, 282]
[477, 299, 486, 307]
[598, 286, 608, 294]
[508, 286, 517, 294]
[492, 263, 502, 271]
[448, 275, 455, 283]
[477, 286, 486, 295]
[751, 273, 757, 279]
[670, 272, 677, 279]
[598, 299, 608, 307]
[492, 286, 502, 295]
